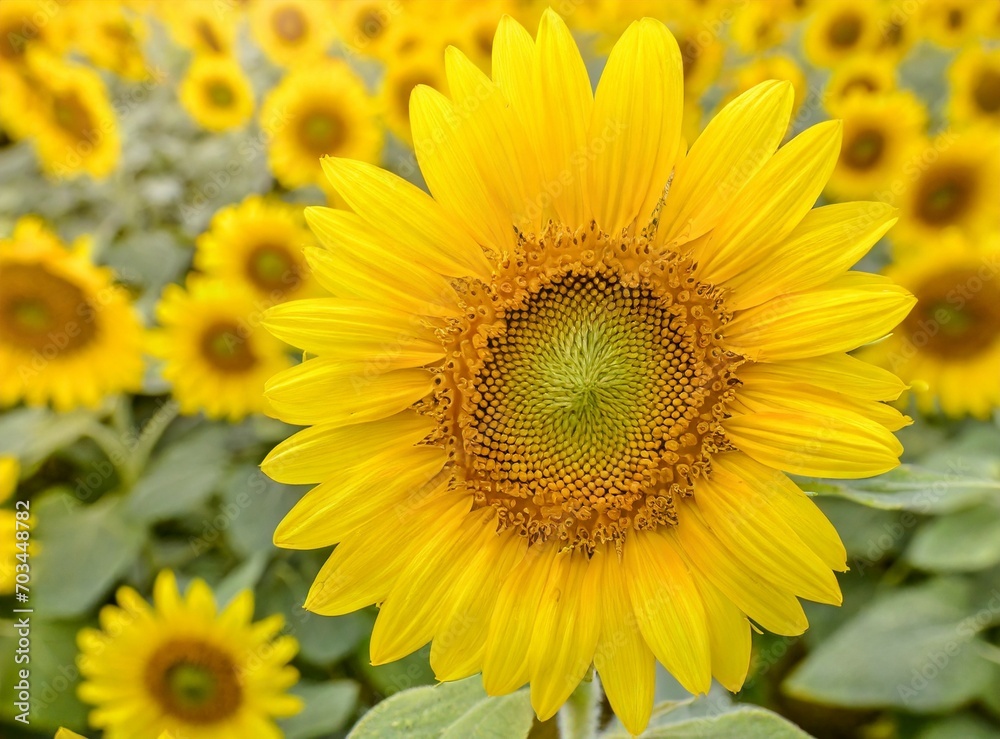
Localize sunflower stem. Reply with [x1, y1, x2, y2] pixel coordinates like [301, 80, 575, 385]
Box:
[558, 673, 602, 739]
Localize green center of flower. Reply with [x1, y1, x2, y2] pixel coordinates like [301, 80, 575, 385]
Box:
[905, 269, 1000, 358]
[52, 93, 94, 140]
[246, 243, 302, 294]
[0, 263, 97, 354]
[915, 166, 975, 226]
[200, 321, 258, 373]
[828, 13, 862, 47]
[207, 80, 235, 108]
[973, 68, 1000, 114]
[145, 638, 242, 724]
[273, 6, 307, 42]
[843, 128, 885, 170]
[298, 110, 346, 156]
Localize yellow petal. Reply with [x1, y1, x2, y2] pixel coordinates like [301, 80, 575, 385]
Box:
[695, 120, 843, 284]
[0, 456, 18, 502]
[657, 80, 793, 246]
[688, 567, 751, 693]
[694, 470, 842, 605]
[265, 358, 435, 427]
[714, 452, 846, 571]
[320, 158, 492, 280]
[273, 445, 448, 548]
[594, 546, 655, 736]
[534, 9, 593, 227]
[738, 354, 907, 402]
[261, 411, 436, 484]
[305, 490, 470, 615]
[671, 502, 809, 636]
[431, 528, 527, 681]
[410, 84, 513, 253]
[262, 298, 444, 362]
[588, 19, 682, 233]
[528, 547, 603, 721]
[721, 201, 898, 310]
[723, 410, 903, 478]
[371, 507, 496, 664]
[723, 272, 916, 361]
[624, 530, 712, 695]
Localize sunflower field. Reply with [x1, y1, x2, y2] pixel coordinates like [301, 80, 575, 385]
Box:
[1, 0, 1000, 737]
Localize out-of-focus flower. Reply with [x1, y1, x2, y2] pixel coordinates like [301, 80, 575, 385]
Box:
[150, 276, 292, 422]
[331, 0, 400, 59]
[0, 456, 20, 595]
[260, 60, 382, 198]
[675, 17, 725, 98]
[862, 235, 1000, 419]
[876, 1, 919, 59]
[0, 0, 71, 71]
[71, 0, 149, 81]
[250, 0, 336, 68]
[178, 55, 255, 133]
[948, 47, 1000, 129]
[895, 129, 1000, 248]
[159, 0, 236, 56]
[261, 11, 913, 734]
[825, 53, 897, 113]
[803, 0, 882, 68]
[918, 0, 978, 48]
[379, 41, 447, 145]
[77, 570, 302, 738]
[827, 91, 927, 200]
[730, 1, 789, 53]
[195, 195, 321, 304]
[0, 218, 144, 411]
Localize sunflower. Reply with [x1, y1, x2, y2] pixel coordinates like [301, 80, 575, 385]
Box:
[150, 276, 292, 422]
[729, 1, 788, 53]
[250, 0, 335, 68]
[260, 60, 382, 197]
[825, 53, 897, 114]
[77, 570, 302, 738]
[876, 1, 918, 59]
[178, 55, 255, 133]
[71, 0, 149, 81]
[918, 0, 978, 48]
[380, 42, 449, 145]
[826, 91, 927, 201]
[24, 51, 121, 180]
[862, 235, 1000, 419]
[0, 0, 70, 71]
[948, 47, 1000, 128]
[160, 0, 235, 55]
[803, 0, 881, 67]
[0, 218, 144, 411]
[674, 17, 724, 98]
[261, 12, 914, 733]
[894, 130, 1000, 247]
[195, 195, 320, 303]
[331, 0, 400, 58]
[0, 456, 20, 596]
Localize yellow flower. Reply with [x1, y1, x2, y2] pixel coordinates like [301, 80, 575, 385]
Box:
[0, 218, 144, 411]
[379, 42, 449, 145]
[160, 0, 235, 55]
[22, 51, 120, 180]
[826, 91, 927, 201]
[877, 1, 918, 59]
[894, 130, 1000, 248]
[917, 0, 978, 48]
[948, 46, 1000, 128]
[260, 60, 382, 197]
[0, 0, 71, 71]
[825, 53, 897, 114]
[150, 277, 293, 422]
[261, 12, 914, 734]
[0, 456, 20, 595]
[195, 195, 321, 304]
[722, 54, 808, 118]
[332, 0, 401, 58]
[674, 17, 724, 98]
[729, 1, 788, 54]
[179, 55, 255, 133]
[803, 0, 881, 67]
[862, 235, 1000, 419]
[77, 570, 302, 739]
[250, 0, 335, 68]
[70, 0, 149, 81]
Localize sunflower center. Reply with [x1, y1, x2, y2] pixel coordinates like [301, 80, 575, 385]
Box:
[357, 8, 387, 42]
[914, 166, 974, 226]
[52, 93, 94, 141]
[298, 109, 345, 156]
[973, 68, 1000, 114]
[843, 128, 885, 170]
[200, 320, 257, 372]
[144, 638, 242, 724]
[206, 80, 235, 108]
[904, 268, 1000, 358]
[947, 8, 964, 29]
[841, 76, 877, 95]
[246, 243, 302, 293]
[828, 14, 862, 47]
[273, 6, 307, 42]
[440, 224, 739, 550]
[0, 263, 97, 354]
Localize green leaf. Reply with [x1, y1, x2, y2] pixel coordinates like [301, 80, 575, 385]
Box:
[0, 407, 94, 467]
[127, 424, 229, 522]
[916, 714, 1000, 739]
[347, 676, 534, 739]
[279, 680, 360, 739]
[783, 578, 995, 712]
[33, 492, 146, 618]
[803, 465, 1000, 514]
[907, 504, 1000, 572]
[219, 464, 300, 559]
[356, 642, 437, 699]
[213, 551, 270, 607]
[602, 707, 811, 738]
